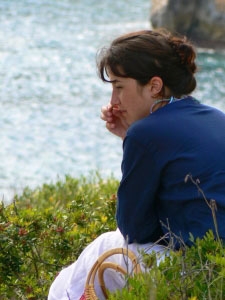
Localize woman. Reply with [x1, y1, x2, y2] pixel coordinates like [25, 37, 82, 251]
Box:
[48, 29, 225, 299]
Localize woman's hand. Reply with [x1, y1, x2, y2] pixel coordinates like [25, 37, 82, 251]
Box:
[101, 104, 129, 139]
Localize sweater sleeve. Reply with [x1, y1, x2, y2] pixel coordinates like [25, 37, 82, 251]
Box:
[116, 134, 164, 244]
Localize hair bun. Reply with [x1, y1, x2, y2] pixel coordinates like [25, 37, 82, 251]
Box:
[169, 37, 197, 73]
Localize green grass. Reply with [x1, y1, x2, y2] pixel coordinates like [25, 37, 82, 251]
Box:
[0, 172, 224, 299]
[109, 230, 225, 300]
[0, 172, 118, 299]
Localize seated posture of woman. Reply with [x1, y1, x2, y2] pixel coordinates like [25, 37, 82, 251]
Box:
[48, 29, 225, 300]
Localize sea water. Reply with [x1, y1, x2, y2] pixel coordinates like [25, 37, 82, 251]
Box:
[0, 0, 225, 202]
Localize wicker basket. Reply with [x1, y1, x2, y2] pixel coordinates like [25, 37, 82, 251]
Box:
[82, 247, 142, 300]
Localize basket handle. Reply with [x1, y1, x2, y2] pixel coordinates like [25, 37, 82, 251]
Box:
[84, 247, 141, 299]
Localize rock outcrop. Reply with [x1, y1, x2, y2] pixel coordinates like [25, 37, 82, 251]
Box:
[150, 0, 225, 48]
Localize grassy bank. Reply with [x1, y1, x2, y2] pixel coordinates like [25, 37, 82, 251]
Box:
[0, 173, 118, 299]
[0, 173, 224, 299]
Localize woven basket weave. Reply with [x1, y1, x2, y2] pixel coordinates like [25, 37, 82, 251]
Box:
[82, 247, 142, 300]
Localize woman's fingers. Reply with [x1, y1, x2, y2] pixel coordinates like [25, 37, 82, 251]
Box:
[101, 104, 128, 139]
[101, 105, 113, 122]
[106, 122, 116, 130]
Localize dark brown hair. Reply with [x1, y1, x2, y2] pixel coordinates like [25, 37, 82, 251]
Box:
[97, 29, 197, 98]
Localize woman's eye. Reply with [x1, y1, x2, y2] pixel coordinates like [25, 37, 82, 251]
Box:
[116, 86, 122, 89]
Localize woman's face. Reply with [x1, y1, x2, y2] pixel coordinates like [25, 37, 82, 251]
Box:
[108, 71, 155, 126]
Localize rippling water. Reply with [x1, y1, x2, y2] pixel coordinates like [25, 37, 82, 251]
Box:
[1, 0, 225, 202]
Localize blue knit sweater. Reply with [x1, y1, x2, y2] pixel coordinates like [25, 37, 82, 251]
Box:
[116, 96, 225, 248]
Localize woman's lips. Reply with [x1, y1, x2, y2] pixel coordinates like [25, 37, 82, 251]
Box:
[112, 105, 126, 113]
[112, 104, 119, 110]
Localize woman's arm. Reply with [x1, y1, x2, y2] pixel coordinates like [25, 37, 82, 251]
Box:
[116, 134, 164, 244]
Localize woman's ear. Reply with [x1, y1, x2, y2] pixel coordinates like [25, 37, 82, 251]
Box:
[148, 76, 163, 96]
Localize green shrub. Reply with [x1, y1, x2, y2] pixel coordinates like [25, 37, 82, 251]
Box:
[1, 172, 225, 299]
[0, 173, 118, 299]
[109, 231, 225, 300]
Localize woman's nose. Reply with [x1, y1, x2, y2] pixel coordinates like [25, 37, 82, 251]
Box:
[110, 90, 120, 105]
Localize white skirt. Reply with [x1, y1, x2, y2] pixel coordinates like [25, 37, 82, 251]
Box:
[48, 228, 165, 300]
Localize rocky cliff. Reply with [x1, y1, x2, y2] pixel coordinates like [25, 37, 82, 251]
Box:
[150, 0, 225, 48]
